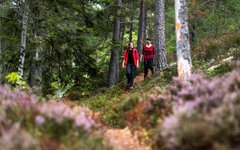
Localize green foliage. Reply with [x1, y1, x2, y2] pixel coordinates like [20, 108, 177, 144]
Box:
[208, 63, 232, 77]
[166, 34, 176, 52]
[5, 72, 26, 88]
[5, 72, 19, 84]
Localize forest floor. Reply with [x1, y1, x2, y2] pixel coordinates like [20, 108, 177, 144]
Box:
[63, 47, 239, 150]
[102, 73, 149, 150]
[63, 72, 152, 150]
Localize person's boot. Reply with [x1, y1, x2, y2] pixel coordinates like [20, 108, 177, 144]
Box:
[151, 68, 154, 75]
[144, 74, 147, 80]
[129, 86, 134, 90]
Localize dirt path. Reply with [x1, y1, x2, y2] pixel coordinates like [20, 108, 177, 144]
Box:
[134, 73, 145, 84]
[102, 73, 149, 150]
[104, 127, 147, 150]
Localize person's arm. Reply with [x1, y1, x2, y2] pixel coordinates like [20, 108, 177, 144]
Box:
[122, 50, 126, 69]
[136, 51, 139, 68]
[122, 60, 126, 69]
[140, 46, 145, 62]
[140, 54, 143, 62]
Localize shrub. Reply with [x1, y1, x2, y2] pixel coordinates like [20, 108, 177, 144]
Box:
[5, 72, 27, 89]
[207, 63, 232, 76]
[194, 33, 240, 60]
[155, 69, 240, 150]
[0, 86, 104, 149]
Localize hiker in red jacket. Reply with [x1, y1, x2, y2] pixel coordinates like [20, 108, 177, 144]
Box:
[122, 42, 139, 90]
[141, 38, 155, 79]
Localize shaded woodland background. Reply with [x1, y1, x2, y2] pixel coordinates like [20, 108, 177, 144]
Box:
[0, 0, 240, 150]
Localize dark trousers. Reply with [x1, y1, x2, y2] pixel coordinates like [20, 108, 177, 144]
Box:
[126, 63, 135, 86]
[144, 58, 154, 78]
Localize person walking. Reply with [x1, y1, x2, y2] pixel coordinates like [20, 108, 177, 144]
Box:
[141, 38, 155, 79]
[122, 42, 139, 90]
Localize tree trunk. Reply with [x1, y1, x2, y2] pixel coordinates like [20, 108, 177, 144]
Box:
[108, 0, 122, 88]
[155, 0, 168, 72]
[0, 18, 2, 83]
[17, 0, 29, 88]
[30, 32, 42, 89]
[129, 0, 135, 43]
[129, 16, 133, 43]
[121, 21, 125, 43]
[137, 0, 145, 54]
[29, 3, 43, 93]
[143, 7, 147, 43]
[175, 0, 192, 81]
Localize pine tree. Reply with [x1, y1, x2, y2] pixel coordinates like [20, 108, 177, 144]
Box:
[108, 0, 122, 88]
[155, 0, 168, 72]
[137, 0, 146, 54]
[0, 18, 2, 83]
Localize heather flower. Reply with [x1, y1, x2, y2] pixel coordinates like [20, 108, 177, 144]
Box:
[161, 115, 179, 148]
[0, 86, 101, 149]
[37, 101, 96, 131]
[0, 85, 37, 108]
[184, 101, 200, 111]
[37, 102, 73, 124]
[158, 70, 240, 149]
[74, 113, 95, 130]
[0, 123, 39, 150]
[35, 115, 45, 125]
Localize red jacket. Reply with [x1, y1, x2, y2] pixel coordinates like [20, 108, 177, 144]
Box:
[123, 48, 139, 67]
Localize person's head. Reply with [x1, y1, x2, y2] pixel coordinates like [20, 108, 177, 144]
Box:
[129, 41, 134, 49]
[146, 38, 151, 44]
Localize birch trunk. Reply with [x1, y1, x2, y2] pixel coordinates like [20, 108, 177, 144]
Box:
[17, 0, 29, 88]
[175, 0, 192, 80]
[155, 0, 168, 72]
[108, 0, 122, 88]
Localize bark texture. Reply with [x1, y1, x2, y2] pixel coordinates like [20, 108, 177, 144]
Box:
[155, 0, 168, 72]
[137, 0, 146, 54]
[108, 0, 122, 88]
[17, 0, 29, 88]
[175, 0, 192, 80]
[129, 16, 133, 43]
[0, 18, 2, 83]
[30, 2, 43, 91]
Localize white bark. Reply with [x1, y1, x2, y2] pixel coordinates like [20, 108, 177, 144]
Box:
[17, 0, 29, 88]
[175, 0, 192, 80]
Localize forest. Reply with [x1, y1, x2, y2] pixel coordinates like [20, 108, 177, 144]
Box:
[0, 0, 240, 149]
